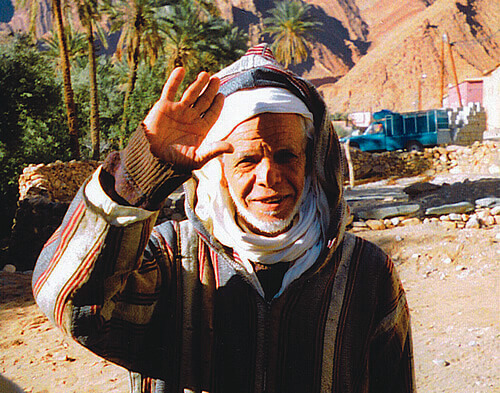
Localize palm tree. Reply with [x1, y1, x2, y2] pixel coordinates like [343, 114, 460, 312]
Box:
[51, 0, 81, 159]
[41, 28, 87, 61]
[263, 0, 322, 68]
[161, 1, 202, 71]
[103, 0, 164, 139]
[15, 0, 42, 40]
[75, 0, 108, 160]
[17, 0, 81, 159]
[161, 0, 247, 79]
[199, 19, 248, 69]
[40, 0, 107, 160]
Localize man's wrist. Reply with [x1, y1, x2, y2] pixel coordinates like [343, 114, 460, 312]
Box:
[102, 124, 189, 210]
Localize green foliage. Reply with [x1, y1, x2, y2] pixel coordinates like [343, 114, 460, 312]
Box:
[40, 28, 88, 63]
[0, 35, 71, 236]
[0, 35, 61, 146]
[105, 58, 168, 147]
[195, 16, 248, 69]
[76, 0, 109, 50]
[0, 35, 70, 157]
[107, 0, 248, 140]
[18, 111, 71, 163]
[263, 0, 321, 67]
[103, 0, 164, 66]
[159, 0, 247, 98]
[162, 0, 247, 75]
[126, 61, 169, 132]
[94, 57, 129, 146]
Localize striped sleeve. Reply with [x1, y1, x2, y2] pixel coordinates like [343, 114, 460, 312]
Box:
[32, 172, 159, 331]
[32, 124, 188, 370]
[31, 165, 183, 373]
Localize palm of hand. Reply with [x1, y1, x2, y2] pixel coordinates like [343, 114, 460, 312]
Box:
[143, 68, 231, 171]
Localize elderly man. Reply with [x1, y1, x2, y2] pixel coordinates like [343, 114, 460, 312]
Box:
[33, 45, 414, 393]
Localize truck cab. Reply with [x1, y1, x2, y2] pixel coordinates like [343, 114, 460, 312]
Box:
[341, 109, 452, 152]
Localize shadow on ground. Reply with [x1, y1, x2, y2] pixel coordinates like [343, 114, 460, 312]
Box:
[345, 177, 500, 218]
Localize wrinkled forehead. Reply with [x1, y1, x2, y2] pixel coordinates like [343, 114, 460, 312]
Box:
[224, 113, 308, 147]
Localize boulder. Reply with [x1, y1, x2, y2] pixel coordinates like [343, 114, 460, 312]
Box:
[475, 197, 500, 208]
[365, 220, 386, 231]
[425, 202, 475, 216]
[358, 204, 420, 220]
[401, 218, 421, 226]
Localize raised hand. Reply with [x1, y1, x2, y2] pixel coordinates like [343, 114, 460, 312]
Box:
[143, 67, 232, 171]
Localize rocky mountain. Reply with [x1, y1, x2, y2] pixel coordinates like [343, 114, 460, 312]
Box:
[215, 0, 500, 113]
[318, 0, 500, 113]
[2, 0, 499, 114]
[0, 0, 52, 38]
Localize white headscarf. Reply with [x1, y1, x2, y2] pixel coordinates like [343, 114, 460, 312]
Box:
[194, 87, 330, 298]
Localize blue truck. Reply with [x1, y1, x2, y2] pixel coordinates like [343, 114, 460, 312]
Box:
[340, 109, 453, 152]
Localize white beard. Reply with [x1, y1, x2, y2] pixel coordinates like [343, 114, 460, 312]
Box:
[227, 183, 302, 235]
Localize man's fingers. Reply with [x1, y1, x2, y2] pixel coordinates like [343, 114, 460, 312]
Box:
[192, 76, 221, 114]
[197, 141, 233, 166]
[201, 93, 225, 128]
[181, 71, 210, 106]
[161, 67, 186, 102]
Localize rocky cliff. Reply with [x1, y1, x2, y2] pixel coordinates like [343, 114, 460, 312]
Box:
[0, 0, 51, 38]
[319, 0, 500, 113]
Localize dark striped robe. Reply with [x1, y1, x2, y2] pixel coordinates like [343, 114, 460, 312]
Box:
[33, 188, 414, 392]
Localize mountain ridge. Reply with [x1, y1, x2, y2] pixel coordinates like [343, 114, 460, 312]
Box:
[319, 0, 500, 112]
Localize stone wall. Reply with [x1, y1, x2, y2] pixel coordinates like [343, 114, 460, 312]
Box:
[344, 148, 433, 180]
[8, 161, 188, 271]
[19, 160, 100, 202]
[9, 161, 98, 271]
[343, 140, 499, 182]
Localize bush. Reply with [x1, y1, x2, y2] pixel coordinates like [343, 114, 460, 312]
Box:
[0, 35, 70, 238]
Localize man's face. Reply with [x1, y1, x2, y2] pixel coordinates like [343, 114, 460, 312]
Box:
[221, 113, 307, 236]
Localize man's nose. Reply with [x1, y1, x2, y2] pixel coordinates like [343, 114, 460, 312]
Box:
[255, 158, 280, 187]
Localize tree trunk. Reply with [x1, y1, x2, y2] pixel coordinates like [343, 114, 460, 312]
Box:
[85, 21, 100, 160]
[120, 32, 141, 145]
[52, 0, 80, 160]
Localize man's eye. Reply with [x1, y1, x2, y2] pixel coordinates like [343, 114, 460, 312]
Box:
[275, 151, 297, 164]
[236, 157, 258, 167]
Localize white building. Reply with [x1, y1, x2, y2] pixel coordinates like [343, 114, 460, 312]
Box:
[483, 65, 500, 132]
